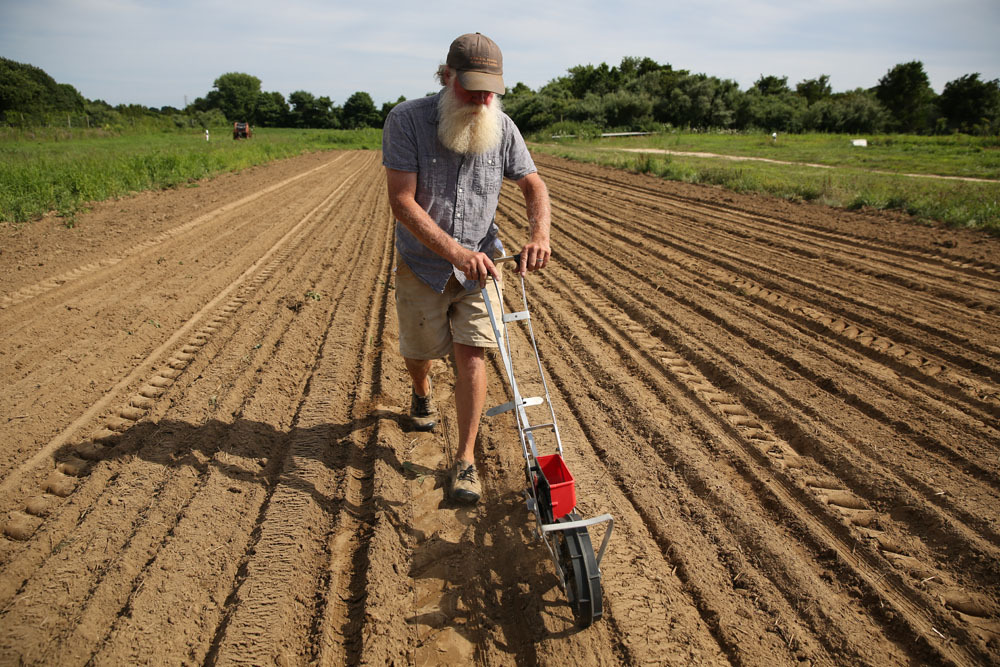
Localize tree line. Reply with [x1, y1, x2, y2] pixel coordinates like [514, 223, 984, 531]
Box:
[503, 57, 1000, 136]
[0, 59, 398, 131]
[186, 72, 400, 130]
[2, 55, 998, 136]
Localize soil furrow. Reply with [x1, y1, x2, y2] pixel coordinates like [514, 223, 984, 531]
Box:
[0, 154, 379, 665]
[0, 153, 373, 482]
[520, 192, 996, 664]
[542, 162, 1000, 309]
[525, 194, 1000, 569]
[507, 188, 1000, 501]
[514, 244, 913, 664]
[532, 188, 1000, 427]
[539, 166, 1000, 367]
[536, 154, 1000, 280]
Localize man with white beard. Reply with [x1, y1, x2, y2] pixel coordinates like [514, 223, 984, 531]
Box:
[382, 32, 551, 504]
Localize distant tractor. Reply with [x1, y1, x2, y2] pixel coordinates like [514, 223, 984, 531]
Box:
[233, 122, 252, 140]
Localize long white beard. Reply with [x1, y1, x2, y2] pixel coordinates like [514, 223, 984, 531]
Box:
[437, 85, 503, 155]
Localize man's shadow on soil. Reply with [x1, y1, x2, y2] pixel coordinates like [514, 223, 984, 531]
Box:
[51, 408, 576, 654]
[404, 488, 579, 659]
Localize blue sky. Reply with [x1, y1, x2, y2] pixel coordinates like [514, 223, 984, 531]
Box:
[2, 0, 998, 109]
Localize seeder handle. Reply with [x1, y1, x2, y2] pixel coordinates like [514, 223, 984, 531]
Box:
[493, 253, 522, 268]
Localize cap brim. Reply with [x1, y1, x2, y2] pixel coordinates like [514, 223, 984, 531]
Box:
[457, 70, 506, 95]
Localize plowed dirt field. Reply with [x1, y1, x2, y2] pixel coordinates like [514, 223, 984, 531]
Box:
[1, 150, 998, 666]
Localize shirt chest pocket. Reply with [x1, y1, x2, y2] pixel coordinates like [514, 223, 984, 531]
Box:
[473, 160, 502, 195]
[418, 153, 442, 191]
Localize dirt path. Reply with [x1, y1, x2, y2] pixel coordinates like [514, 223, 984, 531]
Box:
[1, 150, 997, 665]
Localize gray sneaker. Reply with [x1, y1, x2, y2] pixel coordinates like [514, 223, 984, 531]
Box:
[450, 461, 481, 504]
[410, 384, 437, 432]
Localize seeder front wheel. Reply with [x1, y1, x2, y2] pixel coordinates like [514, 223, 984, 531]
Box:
[557, 512, 603, 628]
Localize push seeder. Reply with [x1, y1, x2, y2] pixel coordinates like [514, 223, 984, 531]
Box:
[481, 255, 614, 629]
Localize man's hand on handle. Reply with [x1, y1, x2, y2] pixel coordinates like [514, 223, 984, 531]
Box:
[518, 240, 551, 277]
[455, 248, 499, 286]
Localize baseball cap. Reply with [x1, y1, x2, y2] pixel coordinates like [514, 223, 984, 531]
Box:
[446, 33, 505, 95]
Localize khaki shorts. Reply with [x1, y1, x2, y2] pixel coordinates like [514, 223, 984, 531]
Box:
[395, 260, 503, 360]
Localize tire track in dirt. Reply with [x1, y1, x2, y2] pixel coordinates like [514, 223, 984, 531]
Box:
[0, 153, 373, 508]
[0, 155, 368, 486]
[509, 239, 977, 663]
[86, 154, 389, 666]
[0, 153, 368, 478]
[539, 158, 1000, 369]
[531, 181, 1000, 501]
[205, 154, 395, 666]
[488, 282, 821, 664]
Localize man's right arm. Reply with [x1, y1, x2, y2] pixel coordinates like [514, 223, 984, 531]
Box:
[385, 168, 498, 283]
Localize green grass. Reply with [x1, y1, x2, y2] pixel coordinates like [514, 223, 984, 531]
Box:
[5, 125, 999, 234]
[0, 127, 381, 224]
[556, 131, 1000, 180]
[531, 133, 1000, 233]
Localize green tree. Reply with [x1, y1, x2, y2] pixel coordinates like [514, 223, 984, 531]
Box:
[565, 62, 621, 98]
[255, 91, 288, 127]
[876, 61, 936, 133]
[655, 74, 738, 128]
[287, 90, 316, 128]
[504, 87, 562, 133]
[796, 75, 831, 106]
[380, 95, 407, 124]
[938, 73, 1000, 134]
[341, 91, 381, 128]
[618, 56, 664, 80]
[598, 90, 654, 129]
[0, 57, 85, 114]
[754, 75, 791, 96]
[212, 72, 262, 122]
[288, 90, 339, 128]
[84, 99, 121, 127]
[801, 88, 888, 133]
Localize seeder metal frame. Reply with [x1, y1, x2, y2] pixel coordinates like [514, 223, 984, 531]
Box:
[482, 254, 613, 628]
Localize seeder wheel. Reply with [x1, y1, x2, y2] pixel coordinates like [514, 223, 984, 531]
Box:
[557, 512, 603, 628]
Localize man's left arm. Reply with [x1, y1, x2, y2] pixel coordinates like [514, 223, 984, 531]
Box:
[515, 172, 551, 276]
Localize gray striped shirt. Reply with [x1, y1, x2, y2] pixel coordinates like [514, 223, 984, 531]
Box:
[382, 92, 537, 292]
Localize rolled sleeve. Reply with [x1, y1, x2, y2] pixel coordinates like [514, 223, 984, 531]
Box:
[382, 106, 419, 173]
[502, 120, 536, 181]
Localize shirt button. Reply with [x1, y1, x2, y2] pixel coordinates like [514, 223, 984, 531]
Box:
[432, 158, 437, 163]
[456, 213, 462, 218]
[458, 188, 463, 193]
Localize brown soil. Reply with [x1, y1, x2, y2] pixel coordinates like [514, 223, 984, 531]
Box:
[1, 150, 998, 666]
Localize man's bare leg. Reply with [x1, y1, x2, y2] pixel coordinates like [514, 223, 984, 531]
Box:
[404, 358, 432, 396]
[452, 342, 486, 464]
